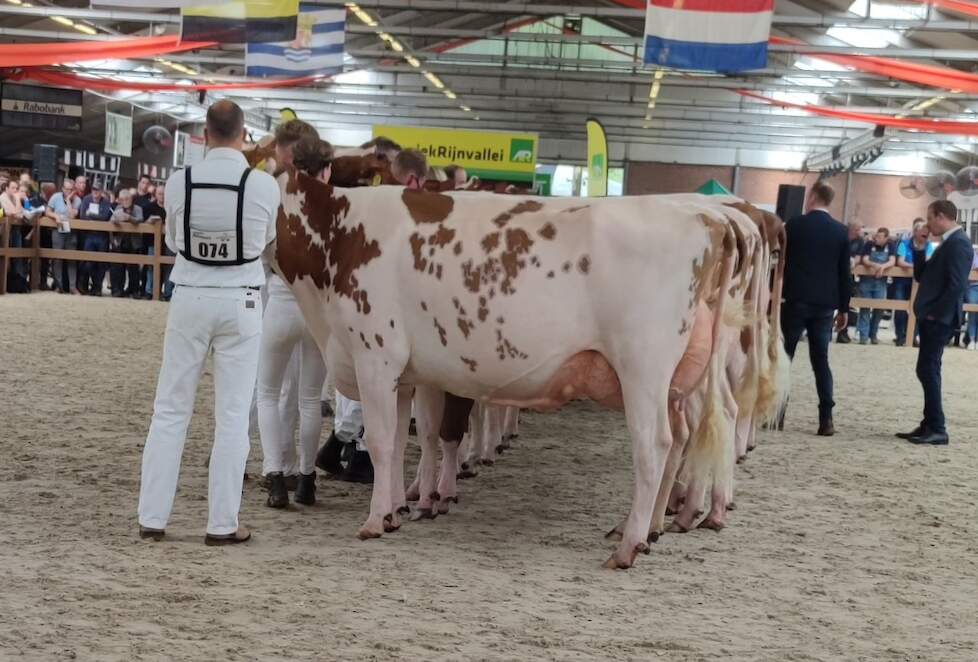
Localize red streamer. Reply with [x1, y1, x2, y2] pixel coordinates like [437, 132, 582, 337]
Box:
[918, 0, 978, 18]
[0, 35, 216, 68]
[14, 68, 321, 92]
[738, 89, 978, 135]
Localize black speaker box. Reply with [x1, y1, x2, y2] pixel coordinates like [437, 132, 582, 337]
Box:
[32, 144, 59, 184]
[776, 184, 806, 223]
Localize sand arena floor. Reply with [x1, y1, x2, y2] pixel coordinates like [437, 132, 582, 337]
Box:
[1, 292, 977, 661]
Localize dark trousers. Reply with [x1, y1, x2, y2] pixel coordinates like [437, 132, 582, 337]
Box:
[782, 301, 835, 421]
[79, 235, 108, 294]
[916, 320, 954, 435]
[109, 237, 141, 295]
[891, 278, 918, 346]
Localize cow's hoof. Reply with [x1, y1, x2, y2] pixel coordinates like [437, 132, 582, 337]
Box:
[726, 502, 737, 511]
[698, 517, 725, 531]
[457, 469, 478, 480]
[495, 444, 507, 455]
[405, 487, 420, 502]
[665, 506, 679, 517]
[479, 458, 495, 467]
[647, 530, 661, 544]
[667, 520, 692, 534]
[383, 513, 401, 533]
[410, 508, 437, 521]
[747, 444, 757, 453]
[397, 505, 411, 516]
[736, 455, 746, 464]
[460, 461, 470, 471]
[604, 524, 624, 541]
[357, 526, 383, 540]
[602, 543, 648, 570]
[429, 491, 441, 502]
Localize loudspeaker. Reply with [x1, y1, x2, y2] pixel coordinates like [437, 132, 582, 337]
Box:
[32, 144, 59, 184]
[776, 184, 806, 222]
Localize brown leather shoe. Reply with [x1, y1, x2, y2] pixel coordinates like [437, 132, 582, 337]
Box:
[204, 526, 252, 547]
[817, 420, 835, 437]
[139, 525, 165, 541]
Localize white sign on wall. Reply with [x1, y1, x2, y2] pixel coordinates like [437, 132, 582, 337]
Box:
[104, 111, 133, 157]
[948, 191, 978, 245]
[173, 130, 206, 169]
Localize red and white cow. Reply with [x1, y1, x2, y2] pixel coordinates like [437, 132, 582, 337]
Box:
[272, 172, 748, 568]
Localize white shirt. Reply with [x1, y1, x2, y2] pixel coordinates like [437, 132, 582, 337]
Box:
[165, 147, 280, 288]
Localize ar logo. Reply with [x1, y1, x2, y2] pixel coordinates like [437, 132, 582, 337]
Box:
[590, 153, 605, 177]
[509, 138, 535, 164]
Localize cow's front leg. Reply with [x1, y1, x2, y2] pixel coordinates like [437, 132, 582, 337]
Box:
[457, 432, 478, 479]
[605, 383, 672, 570]
[356, 361, 401, 540]
[410, 386, 444, 520]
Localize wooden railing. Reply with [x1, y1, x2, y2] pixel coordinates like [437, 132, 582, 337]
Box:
[850, 264, 978, 345]
[0, 215, 175, 300]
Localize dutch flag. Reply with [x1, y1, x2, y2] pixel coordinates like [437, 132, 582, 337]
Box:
[643, 0, 773, 73]
[246, 3, 345, 78]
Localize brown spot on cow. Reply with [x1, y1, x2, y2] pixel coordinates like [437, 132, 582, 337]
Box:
[740, 327, 752, 353]
[539, 222, 557, 240]
[563, 205, 590, 214]
[481, 232, 500, 253]
[578, 255, 591, 275]
[496, 316, 505, 325]
[409, 233, 428, 273]
[478, 297, 488, 322]
[360, 331, 371, 350]
[429, 224, 456, 248]
[453, 241, 463, 256]
[402, 189, 454, 224]
[461, 357, 478, 372]
[390, 319, 395, 328]
[492, 200, 544, 228]
[562, 262, 572, 273]
[435, 264, 443, 280]
[420, 301, 428, 312]
[433, 318, 447, 347]
[375, 334, 385, 348]
[457, 317, 474, 339]
[547, 270, 555, 279]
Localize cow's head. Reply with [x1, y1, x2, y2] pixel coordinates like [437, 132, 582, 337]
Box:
[330, 154, 396, 188]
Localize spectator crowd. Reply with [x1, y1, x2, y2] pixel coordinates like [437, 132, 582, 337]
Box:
[840, 218, 978, 349]
[0, 170, 173, 299]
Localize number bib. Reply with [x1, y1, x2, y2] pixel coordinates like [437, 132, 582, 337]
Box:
[189, 229, 234, 261]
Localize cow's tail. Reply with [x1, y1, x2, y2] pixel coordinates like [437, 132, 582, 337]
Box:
[685, 222, 739, 488]
[757, 224, 790, 426]
[734, 239, 764, 418]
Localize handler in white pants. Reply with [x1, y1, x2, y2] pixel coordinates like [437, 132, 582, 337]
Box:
[137, 101, 280, 546]
[257, 273, 326, 507]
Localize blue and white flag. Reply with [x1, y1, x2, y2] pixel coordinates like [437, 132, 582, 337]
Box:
[643, 0, 773, 73]
[246, 4, 345, 78]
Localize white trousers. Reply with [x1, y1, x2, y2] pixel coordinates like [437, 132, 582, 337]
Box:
[334, 393, 365, 450]
[256, 279, 325, 475]
[138, 286, 262, 536]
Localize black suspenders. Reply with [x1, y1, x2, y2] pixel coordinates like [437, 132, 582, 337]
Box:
[180, 166, 257, 267]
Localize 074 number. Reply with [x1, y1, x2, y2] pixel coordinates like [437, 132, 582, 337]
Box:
[198, 242, 229, 259]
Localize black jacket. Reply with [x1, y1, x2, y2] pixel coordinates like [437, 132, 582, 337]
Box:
[913, 228, 974, 328]
[782, 209, 851, 311]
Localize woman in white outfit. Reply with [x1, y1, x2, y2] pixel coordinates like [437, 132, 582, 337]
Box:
[256, 129, 332, 508]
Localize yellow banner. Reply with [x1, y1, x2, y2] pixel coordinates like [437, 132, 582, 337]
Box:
[586, 118, 608, 197]
[373, 125, 538, 183]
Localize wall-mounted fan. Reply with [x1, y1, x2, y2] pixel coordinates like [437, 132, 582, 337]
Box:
[898, 176, 926, 199]
[956, 165, 978, 197]
[926, 170, 957, 198]
[142, 125, 174, 154]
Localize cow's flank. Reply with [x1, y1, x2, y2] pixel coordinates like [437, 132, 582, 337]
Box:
[402, 189, 454, 224]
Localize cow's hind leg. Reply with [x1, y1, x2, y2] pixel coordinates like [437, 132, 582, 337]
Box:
[409, 386, 444, 520]
[389, 387, 413, 525]
[437, 394, 474, 514]
[605, 382, 672, 570]
[355, 361, 401, 540]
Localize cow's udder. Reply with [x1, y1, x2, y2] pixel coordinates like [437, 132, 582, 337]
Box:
[489, 350, 624, 412]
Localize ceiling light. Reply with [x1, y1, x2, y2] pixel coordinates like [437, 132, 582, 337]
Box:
[444, 90, 457, 100]
[346, 3, 377, 27]
[460, 105, 471, 112]
[6, 0, 23, 5]
[74, 24, 98, 35]
[405, 55, 421, 68]
[51, 16, 74, 27]
[423, 71, 445, 89]
[389, 40, 404, 53]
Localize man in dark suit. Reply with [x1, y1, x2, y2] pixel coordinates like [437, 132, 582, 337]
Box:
[896, 200, 974, 446]
[781, 182, 851, 436]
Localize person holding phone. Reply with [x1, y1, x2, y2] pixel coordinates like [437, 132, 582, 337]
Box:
[45, 178, 80, 294]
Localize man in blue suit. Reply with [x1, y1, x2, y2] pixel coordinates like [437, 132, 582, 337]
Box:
[896, 200, 974, 446]
[781, 182, 851, 436]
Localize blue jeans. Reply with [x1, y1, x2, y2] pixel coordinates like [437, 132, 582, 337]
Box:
[858, 278, 887, 342]
[782, 301, 835, 421]
[9, 224, 28, 279]
[144, 246, 175, 299]
[917, 320, 954, 434]
[966, 284, 978, 342]
[891, 278, 915, 345]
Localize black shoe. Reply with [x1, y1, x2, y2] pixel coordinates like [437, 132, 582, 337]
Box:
[895, 427, 924, 440]
[340, 450, 374, 484]
[836, 331, 851, 344]
[909, 431, 949, 446]
[316, 432, 346, 475]
[870, 338, 879, 345]
[284, 474, 299, 491]
[266, 472, 289, 508]
[817, 419, 835, 436]
[294, 472, 316, 505]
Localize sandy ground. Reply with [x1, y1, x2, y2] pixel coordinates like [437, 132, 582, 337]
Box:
[1, 292, 977, 662]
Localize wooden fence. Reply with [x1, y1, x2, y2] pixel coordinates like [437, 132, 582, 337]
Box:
[850, 264, 978, 345]
[0, 215, 175, 300]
